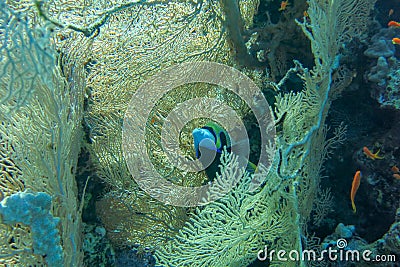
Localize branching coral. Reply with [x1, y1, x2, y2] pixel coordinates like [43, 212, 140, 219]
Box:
[0, 0, 55, 112]
[156, 151, 298, 267]
[0, 2, 91, 264]
[296, 0, 376, 74]
[250, 0, 310, 79]
[78, 0, 261, 249]
[25, 0, 261, 250]
[153, 65, 348, 266]
[0, 0, 377, 266]
[155, 0, 376, 266]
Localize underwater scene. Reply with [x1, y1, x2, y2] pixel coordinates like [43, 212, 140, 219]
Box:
[0, 0, 399, 266]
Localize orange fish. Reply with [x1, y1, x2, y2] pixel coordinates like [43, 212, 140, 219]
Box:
[350, 171, 362, 213]
[391, 165, 400, 173]
[279, 0, 290, 11]
[363, 147, 384, 160]
[388, 20, 400, 27]
[393, 173, 400, 180]
[392, 38, 400, 45]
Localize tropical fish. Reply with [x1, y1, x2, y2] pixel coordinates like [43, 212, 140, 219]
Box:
[193, 121, 230, 158]
[350, 170, 362, 213]
[393, 173, 400, 180]
[278, 0, 290, 11]
[392, 37, 400, 45]
[388, 20, 400, 27]
[391, 165, 399, 173]
[363, 146, 384, 160]
[192, 122, 256, 179]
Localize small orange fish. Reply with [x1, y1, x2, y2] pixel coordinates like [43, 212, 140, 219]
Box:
[389, 9, 394, 17]
[350, 171, 362, 213]
[393, 173, 400, 180]
[363, 147, 384, 160]
[392, 38, 400, 45]
[303, 11, 309, 17]
[388, 20, 400, 27]
[279, 0, 290, 11]
[391, 165, 400, 173]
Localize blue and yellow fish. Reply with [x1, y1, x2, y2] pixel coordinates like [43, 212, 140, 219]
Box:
[192, 121, 256, 179]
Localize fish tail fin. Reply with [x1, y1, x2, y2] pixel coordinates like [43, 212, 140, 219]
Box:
[375, 149, 384, 159]
[351, 201, 356, 213]
[246, 161, 257, 174]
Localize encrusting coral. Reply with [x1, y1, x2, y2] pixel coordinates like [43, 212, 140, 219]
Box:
[0, 190, 64, 266]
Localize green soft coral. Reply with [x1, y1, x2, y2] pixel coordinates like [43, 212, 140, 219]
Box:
[156, 151, 298, 267]
[155, 0, 377, 266]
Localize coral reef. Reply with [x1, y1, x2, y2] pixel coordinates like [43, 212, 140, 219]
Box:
[347, 112, 400, 238]
[95, 190, 187, 249]
[0, 1, 90, 265]
[322, 223, 361, 249]
[373, 208, 400, 257]
[82, 223, 115, 266]
[0, 190, 63, 266]
[0, 0, 383, 266]
[364, 27, 400, 109]
[155, 0, 376, 265]
[251, 0, 312, 79]
[115, 248, 155, 267]
[320, 212, 400, 266]
[83, 0, 262, 250]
